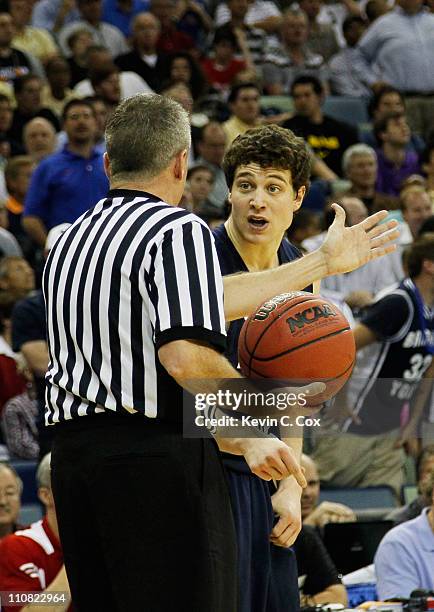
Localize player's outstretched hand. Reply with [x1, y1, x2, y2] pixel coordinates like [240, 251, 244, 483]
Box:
[320, 204, 399, 276]
[238, 437, 307, 485]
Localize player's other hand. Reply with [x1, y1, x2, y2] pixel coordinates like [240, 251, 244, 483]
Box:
[237, 437, 307, 486]
[320, 204, 399, 276]
[270, 481, 303, 547]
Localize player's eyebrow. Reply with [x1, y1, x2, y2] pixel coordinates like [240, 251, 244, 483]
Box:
[235, 171, 288, 183]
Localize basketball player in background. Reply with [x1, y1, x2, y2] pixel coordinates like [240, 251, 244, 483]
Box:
[213, 124, 320, 612]
[313, 235, 434, 496]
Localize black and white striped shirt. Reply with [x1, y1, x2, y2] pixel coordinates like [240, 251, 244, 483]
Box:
[43, 189, 227, 425]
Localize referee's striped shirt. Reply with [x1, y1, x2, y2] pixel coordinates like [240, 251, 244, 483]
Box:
[43, 189, 227, 425]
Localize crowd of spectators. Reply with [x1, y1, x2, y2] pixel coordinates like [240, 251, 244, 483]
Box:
[0, 0, 433, 605]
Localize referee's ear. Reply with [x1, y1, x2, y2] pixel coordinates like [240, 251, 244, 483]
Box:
[174, 149, 189, 182]
[103, 152, 112, 181]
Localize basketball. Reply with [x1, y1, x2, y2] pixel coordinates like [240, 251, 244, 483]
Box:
[238, 292, 356, 404]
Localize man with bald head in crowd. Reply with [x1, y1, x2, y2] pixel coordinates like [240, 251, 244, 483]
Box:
[23, 117, 57, 163]
[301, 454, 356, 528]
[116, 12, 168, 92]
[0, 463, 22, 541]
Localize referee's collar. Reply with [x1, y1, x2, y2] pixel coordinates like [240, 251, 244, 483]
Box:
[108, 188, 160, 201]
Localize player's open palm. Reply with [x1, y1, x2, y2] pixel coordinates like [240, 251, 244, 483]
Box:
[270, 487, 302, 548]
[320, 204, 399, 275]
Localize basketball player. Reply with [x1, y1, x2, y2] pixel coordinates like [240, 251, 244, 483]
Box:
[313, 235, 434, 495]
[213, 124, 318, 611]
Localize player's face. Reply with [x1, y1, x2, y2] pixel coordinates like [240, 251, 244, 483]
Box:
[0, 468, 20, 527]
[228, 164, 304, 245]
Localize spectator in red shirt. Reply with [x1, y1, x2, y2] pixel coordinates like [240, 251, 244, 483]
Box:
[0, 462, 22, 541]
[201, 28, 251, 96]
[150, 0, 195, 54]
[0, 453, 71, 611]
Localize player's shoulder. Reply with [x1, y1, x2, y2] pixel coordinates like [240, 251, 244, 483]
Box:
[279, 237, 303, 262]
[373, 283, 413, 313]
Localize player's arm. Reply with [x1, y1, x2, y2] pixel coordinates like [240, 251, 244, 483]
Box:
[19, 566, 70, 612]
[396, 359, 434, 449]
[159, 339, 307, 484]
[354, 323, 377, 350]
[270, 434, 304, 547]
[223, 206, 399, 321]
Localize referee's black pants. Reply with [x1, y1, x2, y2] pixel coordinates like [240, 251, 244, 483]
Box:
[51, 412, 237, 612]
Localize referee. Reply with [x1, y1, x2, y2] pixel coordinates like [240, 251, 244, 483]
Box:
[44, 94, 304, 612]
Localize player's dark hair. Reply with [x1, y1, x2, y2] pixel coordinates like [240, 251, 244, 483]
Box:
[373, 111, 405, 144]
[222, 124, 312, 192]
[406, 234, 434, 278]
[291, 75, 323, 97]
[228, 82, 260, 104]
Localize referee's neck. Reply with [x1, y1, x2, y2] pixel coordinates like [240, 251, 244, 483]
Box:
[110, 176, 181, 206]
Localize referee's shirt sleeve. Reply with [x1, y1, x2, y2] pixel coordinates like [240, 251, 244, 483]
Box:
[148, 219, 227, 353]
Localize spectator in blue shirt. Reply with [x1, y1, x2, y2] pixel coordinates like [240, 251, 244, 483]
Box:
[375, 467, 434, 598]
[102, 0, 150, 37]
[22, 99, 109, 248]
[31, 0, 80, 33]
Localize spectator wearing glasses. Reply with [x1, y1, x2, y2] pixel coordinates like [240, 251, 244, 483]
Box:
[0, 463, 22, 541]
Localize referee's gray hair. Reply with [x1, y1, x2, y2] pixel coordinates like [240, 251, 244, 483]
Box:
[105, 93, 191, 182]
[36, 452, 52, 490]
[342, 144, 377, 176]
